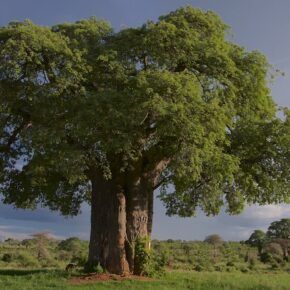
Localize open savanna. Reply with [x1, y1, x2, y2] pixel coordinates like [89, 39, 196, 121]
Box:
[1, 238, 290, 289]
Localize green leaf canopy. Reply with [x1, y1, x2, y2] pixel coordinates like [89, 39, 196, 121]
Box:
[0, 7, 289, 216]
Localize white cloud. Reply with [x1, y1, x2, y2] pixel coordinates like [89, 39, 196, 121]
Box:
[0, 229, 29, 241]
[244, 204, 290, 220]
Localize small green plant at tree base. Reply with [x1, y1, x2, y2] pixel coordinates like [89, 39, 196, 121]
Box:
[84, 262, 104, 274]
[134, 237, 150, 275]
[134, 237, 167, 277]
[95, 262, 104, 274]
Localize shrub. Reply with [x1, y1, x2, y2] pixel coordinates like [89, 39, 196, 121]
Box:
[21, 239, 37, 248]
[135, 240, 168, 277]
[271, 262, 279, 270]
[71, 253, 87, 267]
[214, 265, 226, 272]
[95, 262, 104, 274]
[2, 253, 12, 263]
[17, 252, 39, 267]
[226, 261, 235, 267]
[248, 255, 257, 266]
[260, 252, 272, 263]
[57, 237, 85, 252]
[187, 257, 195, 265]
[134, 237, 150, 275]
[84, 261, 104, 274]
[264, 243, 283, 257]
[58, 250, 71, 261]
[240, 267, 249, 273]
[194, 264, 204, 272]
[143, 252, 167, 277]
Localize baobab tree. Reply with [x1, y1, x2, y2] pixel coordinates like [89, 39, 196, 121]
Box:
[0, 7, 290, 274]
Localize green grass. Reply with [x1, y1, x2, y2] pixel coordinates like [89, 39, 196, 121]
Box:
[0, 269, 290, 290]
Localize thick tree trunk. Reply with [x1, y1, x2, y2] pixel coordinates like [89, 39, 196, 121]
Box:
[86, 157, 169, 275]
[124, 158, 169, 274]
[125, 173, 153, 274]
[87, 171, 129, 275]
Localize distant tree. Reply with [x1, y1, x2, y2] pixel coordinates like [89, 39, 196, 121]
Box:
[267, 242, 284, 256]
[204, 234, 223, 246]
[182, 243, 192, 255]
[58, 237, 82, 251]
[267, 219, 290, 240]
[1, 7, 290, 275]
[263, 242, 283, 259]
[274, 238, 290, 259]
[267, 219, 290, 259]
[4, 238, 18, 246]
[31, 232, 52, 261]
[204, 234, 223, 261]
[21, 238, 37, 249]
[246, 230, 266, 254]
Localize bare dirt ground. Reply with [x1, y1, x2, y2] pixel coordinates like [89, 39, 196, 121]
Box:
[69, 273, 156, 285]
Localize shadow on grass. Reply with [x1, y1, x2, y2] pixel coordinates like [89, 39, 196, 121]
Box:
[0, 269, 63, 276]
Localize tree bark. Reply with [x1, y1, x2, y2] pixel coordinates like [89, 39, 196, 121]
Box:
[87, 170, 129, 275]
[86, 157, 169, 275]
[125, 171, 152, 274]
[124, 158, 169, 273]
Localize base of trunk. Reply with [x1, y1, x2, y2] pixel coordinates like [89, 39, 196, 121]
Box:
[87, 171, 154, 275]
[87, 174, 129, 275]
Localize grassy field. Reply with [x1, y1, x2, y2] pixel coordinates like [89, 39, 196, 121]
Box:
[0, 269, 290, 290]
[1, 238, 290, 289]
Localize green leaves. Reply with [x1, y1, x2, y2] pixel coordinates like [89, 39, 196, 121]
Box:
[267, 219, 290, 240]
[0, 7, 289, 217]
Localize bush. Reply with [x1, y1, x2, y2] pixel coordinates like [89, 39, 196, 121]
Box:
[264, 243, 283, 257]
[136, 242, 168, 277]
[58, 250, 71, 261]
[95, 262, 104, 274]
[271, 262, 279, 270]
[71, 253, 87, 267]
[248, 255, 257, 266]
[187, 257, 195, 265]
[57, 237, 85, 252]
[17, 252, 39, 267]
[84, 261, 104, 274]
[2, 253, 12, 263]
[134, 237, 150, 275]
[194, 264, 204, 272]
[142, 253, 167, 277]
[214, 265, 226, 272]
[260, 252, 272, 263]
[21, 239, 37, 248]
[240, 266, 249, 273]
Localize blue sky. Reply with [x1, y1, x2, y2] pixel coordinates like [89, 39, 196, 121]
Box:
[0, 0, 290, 241]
